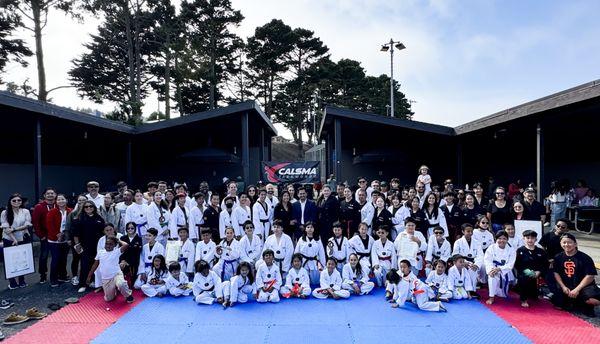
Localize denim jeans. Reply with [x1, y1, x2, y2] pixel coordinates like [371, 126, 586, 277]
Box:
[550, 203, 567, 228]
[3, 238, 27, 287]
[49, 241, 69, 284]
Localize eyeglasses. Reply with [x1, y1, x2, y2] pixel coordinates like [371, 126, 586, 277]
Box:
[556, 224, 567, 229]
[496, 192, 505, 195]
[359, 180, 366, 183]
[127, 227, 135, 230]
[84, 205, 94, 209]
[245, 226, 254, 230]
[11, 199, 22, 203]
[434, 232, 444, 235]
[480, 221, 489, 224]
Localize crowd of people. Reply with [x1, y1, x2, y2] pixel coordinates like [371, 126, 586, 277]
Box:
[1, 166, 599, 325]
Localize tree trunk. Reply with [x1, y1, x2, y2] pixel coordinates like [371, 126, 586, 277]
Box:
[297, 127, 304, 160]
[133, 1, 142, 119]
[31, 0, 46, 101]
[164, 33, 171, 119]
[124, 6, 136, 116]
[174, 53, 183, 115]
[209, 36, 216, 110]
[268, 74, 274, 116]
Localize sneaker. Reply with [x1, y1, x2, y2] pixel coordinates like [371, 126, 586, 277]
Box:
[18, 282, 27, 288]
[25, 308, 47, 320]
[50, 282, 59, 288]
[71, 276, 79, 286]
[7, 284, 18, 290]
[58, 277, 70, 283]
[126, 295, 134, 304]
[39, 275, 47, 284]
[77, 287, 87, 293]
[0, 300, 14, 310]
[3, 313, 29, 325]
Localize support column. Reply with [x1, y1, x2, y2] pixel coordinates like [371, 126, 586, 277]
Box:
[34, 118, 42, 202]
[456, 141, 463, 188]
[126, 139, 133, 186]
[241, 112, 250, 182]
[259, 127, 265, 163]
[334, 118, 342, 181]
[536, 123, 544, 200]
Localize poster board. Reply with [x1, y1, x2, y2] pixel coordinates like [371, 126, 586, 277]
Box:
[514, 220, 543, 243]
[165, 240, 182, 264]
[4, 243, 35, 279]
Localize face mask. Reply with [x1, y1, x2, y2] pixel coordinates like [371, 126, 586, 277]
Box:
[225, 203, 234, 209]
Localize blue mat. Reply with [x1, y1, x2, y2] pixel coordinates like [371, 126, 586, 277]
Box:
[92, 289, 531, 344]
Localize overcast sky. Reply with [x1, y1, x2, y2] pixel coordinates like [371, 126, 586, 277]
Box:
[3, 0, 600, 137]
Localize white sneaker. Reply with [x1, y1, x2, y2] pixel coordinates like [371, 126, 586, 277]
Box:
[77, 287, 86, 293]
[71, 276, 79, 286]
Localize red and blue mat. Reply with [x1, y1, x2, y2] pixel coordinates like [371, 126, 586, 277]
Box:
[6, 288, 600, 344]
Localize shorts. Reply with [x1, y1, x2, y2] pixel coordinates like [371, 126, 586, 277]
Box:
[581, 284, 600, 301]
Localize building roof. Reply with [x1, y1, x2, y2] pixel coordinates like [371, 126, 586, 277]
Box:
[454, 79, 600, 134]
[0, 91, 277, 135]
[318, 106, 455, 139]
[319, 79, 600, 138]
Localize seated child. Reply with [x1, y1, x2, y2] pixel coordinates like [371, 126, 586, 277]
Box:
[140, 254, 168, 297]
[135, 228, 165, 289]
[387, 261, 446, 312]
[280, 253, 311, 299]
[165, 262, 192, 297]
[255, 249, 282, 303]
[222, 261, 255, 307]
[87, 237, 134, 303]
[447, 254, 473, 300]
[312, 257, 350, 300]
[425, 260, 452, 302]
[342, 253, 375, 295]
[192, 260, 223, 305]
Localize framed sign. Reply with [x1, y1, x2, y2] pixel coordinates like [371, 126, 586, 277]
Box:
[165, 240, 181, 264]
[4, 243, 35, 279]
[514, 220, 543, 243]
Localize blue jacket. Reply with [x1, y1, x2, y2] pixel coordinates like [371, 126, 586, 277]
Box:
[292, 199, 318, 227]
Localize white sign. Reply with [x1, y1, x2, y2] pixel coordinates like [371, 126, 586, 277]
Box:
[165, 241, 182, 264]
[4, 243, 35, 279]
[514, 220, 543, 243]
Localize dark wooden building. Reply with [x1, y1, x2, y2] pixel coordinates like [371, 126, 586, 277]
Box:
[319, 79, 600, 198]
[0, 91, 276, 202]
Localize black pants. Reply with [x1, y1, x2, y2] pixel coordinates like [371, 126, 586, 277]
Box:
[517, 274, 538, 301]
[551, 283, 600, 311]
[39, 239, 49, 276]
[78, 249, 96, 288]
[71, 246, 81, 277]
[49, 242, 69, 283]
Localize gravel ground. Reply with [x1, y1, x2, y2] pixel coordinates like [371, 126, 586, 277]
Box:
[0, 241, 598, 340]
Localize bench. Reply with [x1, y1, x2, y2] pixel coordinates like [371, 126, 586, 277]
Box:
[573, 206, 600, 234]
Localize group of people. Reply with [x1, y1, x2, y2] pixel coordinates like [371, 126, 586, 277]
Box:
[1, 166, 598, 317]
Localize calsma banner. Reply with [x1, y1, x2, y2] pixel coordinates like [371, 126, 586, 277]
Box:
[262, 161, 320, 184]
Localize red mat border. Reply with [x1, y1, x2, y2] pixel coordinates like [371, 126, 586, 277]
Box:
[5, 291, 143, 344]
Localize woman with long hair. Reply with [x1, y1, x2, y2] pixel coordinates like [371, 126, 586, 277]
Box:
[71, 200, 105, 292]
[487, 187, 511, 233]
[65, 194, 87, 286]
[1, 193, 32, 288]
[45, 194, 72, 287]
[316, 185, 340, 245]
[274, 191, 294, 239]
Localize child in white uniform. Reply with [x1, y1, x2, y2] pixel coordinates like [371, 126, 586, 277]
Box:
[452, 223, 483, 299]
[252, 190, 272, 241]
[447, 254, 473, 300]
[140, 254, 168, 297]
[222, 261, 255, 307]
[388, 261, 446, 312]
[342, 253, 374, 295]
[504, 223, 524, 251]
[294, 222, 326, 285]
[195, 228, 216, 267]
[238, 220, 263, 265]
[257, 220, 293, 278]
[394, 218, 427, 275]
[484, 230, 516, 305]
[213, 227, 240, 282]
[192, 260, 223, 305]
[231, 194, 252, 238]
[256, 249, 282, 303]
[348, 222, 373, 272]
[135, 229, 165, 289]
[281, 254, 311, 298]
[327, 222, 350, 272]
[425, 226, 451, 276]
[87, 237, 134, 303]
[371, 225, 397, 287]
[165, 262, 192, 297]
[425, 260, 452, 301]
[313, 257, 350, 299]
[175, 227, 196, 279]
[473, 215, 494, 252]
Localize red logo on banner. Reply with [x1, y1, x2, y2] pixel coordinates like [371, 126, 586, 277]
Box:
[264, 163, 290, 183]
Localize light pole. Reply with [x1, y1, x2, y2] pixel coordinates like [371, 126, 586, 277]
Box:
[380, 39, 405, 117]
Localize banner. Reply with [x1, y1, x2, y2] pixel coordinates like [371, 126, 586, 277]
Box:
[262, 161, 320, 184]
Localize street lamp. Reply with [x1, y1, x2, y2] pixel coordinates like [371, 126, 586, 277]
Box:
[380, 39, 406, 117]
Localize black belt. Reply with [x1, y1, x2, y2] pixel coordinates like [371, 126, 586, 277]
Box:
[260, 219, 270, 223]
[301, 254, 317, 267]
[357, 252, 370, 259]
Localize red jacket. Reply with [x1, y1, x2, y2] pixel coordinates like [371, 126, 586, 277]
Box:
[45, 207, 73, 242]
[32, 201, 57, 239]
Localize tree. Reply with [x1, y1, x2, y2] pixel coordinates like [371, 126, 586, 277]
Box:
[360, 75, 413, 119]
[0, 8, 32, 84]
[5, 0, 80, 101]
[179, 0, 243, 110]
[246, 19, 295, 117]
[69, 6, 159, 124]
